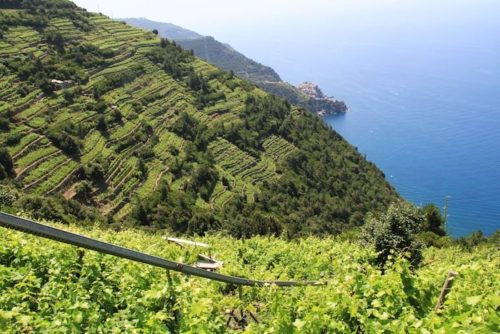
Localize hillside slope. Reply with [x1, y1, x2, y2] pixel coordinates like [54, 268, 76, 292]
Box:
[0, 0, 396, 236]
[177, 36, 282, 83]
[122, 18, 347, 116]
[0, 219, 498, 332]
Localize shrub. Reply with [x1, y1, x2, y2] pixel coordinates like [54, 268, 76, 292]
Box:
[0, 116, 10, 131]
[188, 212, 220, 235]
[457, 231, 488, 251]
[0, 149, 15, 179]
[417, 231, 452, 248]
[47, 132, 81, 156]
[80, 163, 104, 185]
[63, 88, 76, 103]
[422, 203, 446, 236]
[45, 31, 65, 52]
[75, 181, 92, 199]
[362, 201, 424, 269]
[0, 185, 17, 208]
[5, 133, 21, 145]
[111, 109, 122, 123]
[96, 115, 107, 133]
[0, 164, 7, 181]
[19, 195, 101, 225]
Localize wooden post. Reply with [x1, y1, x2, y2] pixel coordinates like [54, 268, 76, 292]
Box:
[435, 270, 458, 312]
[166, 269, 173, 287]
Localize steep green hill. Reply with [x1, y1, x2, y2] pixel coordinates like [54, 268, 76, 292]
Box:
[0, 0, 396, 236]
[122, 18, 347, 116]
[0, 219, 498, 333]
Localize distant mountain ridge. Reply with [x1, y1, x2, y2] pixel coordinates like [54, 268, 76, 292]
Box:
[178, 36, 282, 83]
[121, 18, 347, 116]
[121, 17, 202, 40]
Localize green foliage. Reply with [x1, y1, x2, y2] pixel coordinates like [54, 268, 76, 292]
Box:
[74, 180, 92, 199]
[422, 203, 446, 236]
[456, 231, 488, 251]
[92, 64, 145, 98]
[44, 30, 65, 52]
[417, 231, 453, 248]
[95, 114, 107, 133]
[18, 195, 101, 224]
[171, 111, 199, 141]
[66, 44, 113, 67]
[0, 185, 17, 208]
[7, 53, 87, 92]
[362, 201, 424, 269]
[46, 127, 81, 156]
[110, 109, 122, 123]
[188, 163, 219, 201]
[4, 133, 21, 146]
[0, 220, 498, 333]
[146, 40, 194, 80]
[0, 117, 9, 131]
[79, 162, 104, 185]
[0, 149, 14, 179]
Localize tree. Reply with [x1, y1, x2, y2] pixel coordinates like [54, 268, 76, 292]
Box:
[0, 149, 15, 179]
[75, 181, 92, 200]
[45, 31, 65, 52]
[132, 202, 149, 226]
[188, 212, 220, 235]
[48, 132, 81, 156]
[0, 164, 6, 180]
[40, 80, 55, 95]
[0, 185, 17, 208]
[362, 201, 424, 269]
[160, 38, 169, 48]
[63, 88, 76, 103]
[422, 204, 446, 236]
[189, 164, 218, 201]
[137, 159, 147, 180]
[171, 112, 198, 141]
[81, 163, 105, 185]
[152, 29, 158, 35]
[96, 115, 107, 133]
[0, 116, 9, 131]
[111, 109, 122, 123]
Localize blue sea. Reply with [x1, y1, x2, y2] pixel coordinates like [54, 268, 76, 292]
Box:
[322, 49, 500, 236]
[228, 4, 500, 236]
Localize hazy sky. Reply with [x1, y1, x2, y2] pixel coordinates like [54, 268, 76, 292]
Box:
[70, 0, 500, 84]
[71, 0, 499, 37]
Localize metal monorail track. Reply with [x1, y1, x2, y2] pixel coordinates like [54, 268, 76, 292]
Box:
[0, 212, 321, 287]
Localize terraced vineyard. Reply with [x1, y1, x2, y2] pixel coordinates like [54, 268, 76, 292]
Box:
[0, 0, 398, 235]
[0, 218, 498, 333]
[209, 138, 278, 184]
[0, 6, 233, 214]
[263, 135, 298, 161]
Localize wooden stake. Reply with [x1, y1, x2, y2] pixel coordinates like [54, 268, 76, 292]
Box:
[435, 270, 458, 312]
